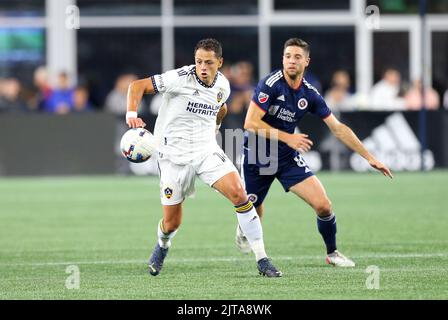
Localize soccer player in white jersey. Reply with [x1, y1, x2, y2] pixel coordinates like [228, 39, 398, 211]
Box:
[126, 39, 281, 277]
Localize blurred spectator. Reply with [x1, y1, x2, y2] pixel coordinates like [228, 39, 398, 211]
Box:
[404, 80, 440, 110]
[105, 74, 138, 116]
[227, 61, 254, 115]
[45, 72, 75, 114]
[220, 63, 233, 85]
[369, 68, 406, 110]
[73, 86, 94, 112]
[32, 66, 53, 111]
[324, 70, 356, 111]
[0, 78, 29, 112]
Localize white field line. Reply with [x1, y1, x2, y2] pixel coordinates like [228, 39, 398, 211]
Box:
[0, 252, 446, 267]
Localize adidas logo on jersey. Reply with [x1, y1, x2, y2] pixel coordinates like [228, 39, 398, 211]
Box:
[350, 113, 435, 171]
[193, 89, 200, 96]
[277, 95, 285, 101]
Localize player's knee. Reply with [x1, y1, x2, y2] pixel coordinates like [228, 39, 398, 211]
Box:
[227, 184, 247, 206]
[163, 217, 181, 232]
[314, 199, 332, 216]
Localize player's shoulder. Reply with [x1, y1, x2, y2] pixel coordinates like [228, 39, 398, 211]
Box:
[302, 78, 322, 97]
[216, 71, 230, 90]
[173, 65, 194, 78]
[261, 69, 284, 89]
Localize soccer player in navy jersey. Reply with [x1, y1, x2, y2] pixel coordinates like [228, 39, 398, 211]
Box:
[236, 38, 393, 267]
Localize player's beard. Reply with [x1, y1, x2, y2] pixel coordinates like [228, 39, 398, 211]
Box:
[285, 68, 303, 81]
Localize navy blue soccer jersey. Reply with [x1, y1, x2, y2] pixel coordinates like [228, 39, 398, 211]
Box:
[243, 69, 332, 165]
[242, 69, 332, 205]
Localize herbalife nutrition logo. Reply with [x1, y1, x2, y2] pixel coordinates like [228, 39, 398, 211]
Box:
[350, 113, 434, 172]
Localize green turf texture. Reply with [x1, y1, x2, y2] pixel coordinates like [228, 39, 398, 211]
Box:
[0, 171, 447, 299]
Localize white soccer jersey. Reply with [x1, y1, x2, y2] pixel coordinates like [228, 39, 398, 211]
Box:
[151, 65, 230, 165]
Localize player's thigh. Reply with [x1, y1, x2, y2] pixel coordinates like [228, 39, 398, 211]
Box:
[289, 175, 332, 214]
[158, 158, 188, 206]
[197, 147, 243, 203]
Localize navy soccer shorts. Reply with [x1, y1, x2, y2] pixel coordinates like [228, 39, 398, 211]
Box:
[241, 153, 314, 207]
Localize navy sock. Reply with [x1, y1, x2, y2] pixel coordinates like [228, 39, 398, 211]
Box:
[317, 213, 337, 254]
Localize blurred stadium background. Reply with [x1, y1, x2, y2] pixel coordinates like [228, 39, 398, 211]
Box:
[0, 0, 447, 300]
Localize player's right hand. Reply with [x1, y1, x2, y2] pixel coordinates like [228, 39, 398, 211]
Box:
[126, 117, 147, 128]
[285, 133, 313, 153]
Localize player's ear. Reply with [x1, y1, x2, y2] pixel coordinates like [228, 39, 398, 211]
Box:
[305, 55, 311, 67]
[218, 57, 223, 68]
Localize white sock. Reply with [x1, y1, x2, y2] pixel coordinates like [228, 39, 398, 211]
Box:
[157, 219, 177, 249]
[235, 200, 268, 261]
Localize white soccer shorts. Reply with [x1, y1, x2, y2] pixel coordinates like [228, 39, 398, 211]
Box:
[157, 146, 237, 206]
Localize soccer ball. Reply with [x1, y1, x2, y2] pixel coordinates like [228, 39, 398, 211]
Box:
[120, 128, 156, 163]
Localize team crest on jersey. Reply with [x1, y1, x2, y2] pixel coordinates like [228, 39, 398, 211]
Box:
[298, 98, 308, 110]
[217, 91, 223, 103]
[258, 92, 269, 104]
[164, 187, 173, 199]
[268, 105, 280, 115]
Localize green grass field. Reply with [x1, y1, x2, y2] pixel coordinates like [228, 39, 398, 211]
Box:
[0, 171, 447, 300]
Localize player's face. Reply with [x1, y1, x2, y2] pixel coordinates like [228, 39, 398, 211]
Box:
[283, 46, 310, 79]
[195, 49, 223, 85]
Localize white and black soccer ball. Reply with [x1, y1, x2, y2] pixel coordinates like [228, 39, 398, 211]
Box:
[120, 128, 156, 163]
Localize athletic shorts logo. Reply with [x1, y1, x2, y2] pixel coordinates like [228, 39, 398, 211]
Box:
[268, 105, 280, 115]
[258, 92, 269, 104]
[217, 91, 223, 103]
[298, 98, 308, 110]
[248, 193, 258, 204]
[164, 187, 173, 199]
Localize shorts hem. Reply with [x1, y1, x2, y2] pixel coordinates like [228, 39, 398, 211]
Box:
[160, 197, 185, 206]
[207, 167, 238, 188]
[283, 172, 315, 192]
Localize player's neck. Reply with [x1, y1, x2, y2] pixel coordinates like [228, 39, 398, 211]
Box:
[284, 71, 303, 90]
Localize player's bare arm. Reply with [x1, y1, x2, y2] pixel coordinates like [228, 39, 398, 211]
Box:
[126, 77, 156, 128]
[244, 100, 314, 152]
[323, 114, 393, 178]
[216, 103, 227, 126]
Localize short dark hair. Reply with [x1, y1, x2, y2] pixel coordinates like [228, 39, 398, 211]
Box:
[284, 38, 310, 55]
[194, 38, 223, 58]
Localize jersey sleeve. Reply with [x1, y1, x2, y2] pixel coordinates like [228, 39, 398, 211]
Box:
[221, 78, 231, 106]
[150, 67, 188, 94]
[251, 80, 276, 113]
[309, 90, 332, 119]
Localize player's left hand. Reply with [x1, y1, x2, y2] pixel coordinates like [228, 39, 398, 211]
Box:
[368, 158, 393, 179]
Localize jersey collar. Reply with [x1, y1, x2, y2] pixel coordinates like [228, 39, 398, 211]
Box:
[194, 67, 218, 88]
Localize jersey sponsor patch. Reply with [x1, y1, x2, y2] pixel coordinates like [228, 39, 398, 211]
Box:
[258, 92, 269, 104]
[298, 98, 308, 110]
[268, 105, 280, 115]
